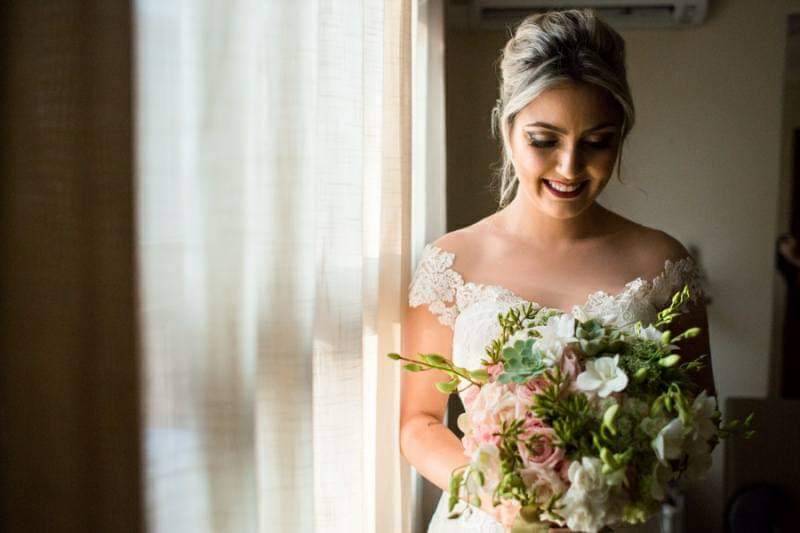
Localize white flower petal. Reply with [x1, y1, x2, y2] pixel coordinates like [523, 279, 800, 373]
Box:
[578, 356, 627, 398]
[607, 371, 629, 392]
[576, 371, 603, 391]
[652, 417, 685, 464]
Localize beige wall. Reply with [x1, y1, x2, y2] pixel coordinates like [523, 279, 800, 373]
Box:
[445, 1, 799, 531]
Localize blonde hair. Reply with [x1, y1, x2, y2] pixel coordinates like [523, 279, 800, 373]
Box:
[491, 9, 635, 208]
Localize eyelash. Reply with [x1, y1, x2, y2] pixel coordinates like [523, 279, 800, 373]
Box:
[526, 136, 613, 150]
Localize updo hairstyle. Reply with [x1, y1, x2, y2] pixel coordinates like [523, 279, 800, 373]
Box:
[491, 9, 635, 208]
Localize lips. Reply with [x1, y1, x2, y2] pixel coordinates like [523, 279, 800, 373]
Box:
[542, 179, 588, 198]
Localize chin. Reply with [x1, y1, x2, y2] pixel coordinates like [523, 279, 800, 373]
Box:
[543, 205, 592, 220]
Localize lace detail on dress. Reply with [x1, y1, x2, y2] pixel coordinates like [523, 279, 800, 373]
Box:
[409, 244, 528, 329]
[408, 244, 466, 328]
[648, 256, 704, 308]
[574, 256, 703, 328]
[409, 243, 704, 331]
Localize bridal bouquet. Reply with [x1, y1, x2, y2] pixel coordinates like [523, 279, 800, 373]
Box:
[389, 285, 753, 532]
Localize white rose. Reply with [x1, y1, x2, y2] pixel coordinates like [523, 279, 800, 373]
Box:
[560, 457, 616, 532]
[533, 314, 577, 365]
[568, 457, 606, 494]
[565, 503, 597, 533]
[576, 355, 629, 398]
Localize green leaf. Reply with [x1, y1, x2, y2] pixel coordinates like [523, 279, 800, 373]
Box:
[448, 471, 464, 510]
[435, 380, 459, 394]
[469, 369, 490, 381]
[386, 353, 402, 360]
[403, 363, 425, 372]
[421, 354, 448, 366]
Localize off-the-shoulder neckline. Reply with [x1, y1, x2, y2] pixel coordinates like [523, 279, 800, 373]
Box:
[422, 242, 696, 314]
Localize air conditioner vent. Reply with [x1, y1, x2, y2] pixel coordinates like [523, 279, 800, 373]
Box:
[463, 1, 708, 30]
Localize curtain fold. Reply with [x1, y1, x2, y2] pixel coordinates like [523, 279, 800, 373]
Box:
[0, 2, 142, 532]
[136, 1, 414, 531]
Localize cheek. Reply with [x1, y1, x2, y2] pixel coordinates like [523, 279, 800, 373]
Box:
[512, 148, 550, 178]
[587, 150, 618, 173]
[511, 142, 620, 181]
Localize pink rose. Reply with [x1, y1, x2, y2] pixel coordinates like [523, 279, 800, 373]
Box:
[459, 382, 518, 456]
[461, 384, 480, 411]
[474, 422, 501, 447]
[487, 362, 505, 380]
[490, 498, 522, 529]
[520, 462, 568, 506]
[517, 417, 565, 470]
[558, 347, 582, 389]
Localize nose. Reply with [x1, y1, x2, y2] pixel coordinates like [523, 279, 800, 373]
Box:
[556, 144, 583, 181]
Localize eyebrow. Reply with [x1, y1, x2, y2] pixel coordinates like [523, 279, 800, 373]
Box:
[523, 121, 618, 134]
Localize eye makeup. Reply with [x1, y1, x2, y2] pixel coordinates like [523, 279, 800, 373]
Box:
[524, 131, 615, 150]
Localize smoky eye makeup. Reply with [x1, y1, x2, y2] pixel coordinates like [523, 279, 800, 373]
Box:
[524, 131, 616, 149]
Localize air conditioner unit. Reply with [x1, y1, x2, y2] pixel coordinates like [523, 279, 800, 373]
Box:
[467, 0, 709, 30]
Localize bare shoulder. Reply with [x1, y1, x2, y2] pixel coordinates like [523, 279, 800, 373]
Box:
[628, 224, 693, 277]
[429, 222, 487, 275]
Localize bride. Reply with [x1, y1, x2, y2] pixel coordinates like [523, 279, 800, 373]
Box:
[399, 8, 716, 533]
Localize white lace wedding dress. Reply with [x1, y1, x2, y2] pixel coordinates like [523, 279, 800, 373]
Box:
[408, 243, 703, 533]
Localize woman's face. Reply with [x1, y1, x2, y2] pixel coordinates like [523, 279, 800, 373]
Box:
[508, 82, 623, 220]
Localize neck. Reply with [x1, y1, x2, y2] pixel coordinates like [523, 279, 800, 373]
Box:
[494, 193, 611, 251]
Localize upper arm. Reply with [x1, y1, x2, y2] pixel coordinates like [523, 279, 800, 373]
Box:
[647, 229, 717, 397]
[399, 235, 465, 431]
[399, 303, 455, 430]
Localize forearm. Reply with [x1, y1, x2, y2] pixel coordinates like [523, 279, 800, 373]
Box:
[399, 414, 471, 494]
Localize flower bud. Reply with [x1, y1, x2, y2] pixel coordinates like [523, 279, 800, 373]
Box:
[602, 404, 620, 435]
[600, 447, 616, 468]
[421, 354, 447, 365]
[683, 327, 701, 338]
[659, 355, 681, 367]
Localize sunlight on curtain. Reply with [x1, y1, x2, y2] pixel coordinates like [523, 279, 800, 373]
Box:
[411, 0, 448, 527]
[135, 1, 413, 531]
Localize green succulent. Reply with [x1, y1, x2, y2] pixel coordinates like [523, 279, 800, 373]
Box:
[497, 338, 548, 384]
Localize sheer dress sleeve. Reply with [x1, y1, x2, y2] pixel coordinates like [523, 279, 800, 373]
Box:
[408, 244, 465, 329]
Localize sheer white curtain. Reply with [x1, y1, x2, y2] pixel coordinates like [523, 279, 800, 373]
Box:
[411, 0, 449, 525]
[135, 1, 416, 531]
